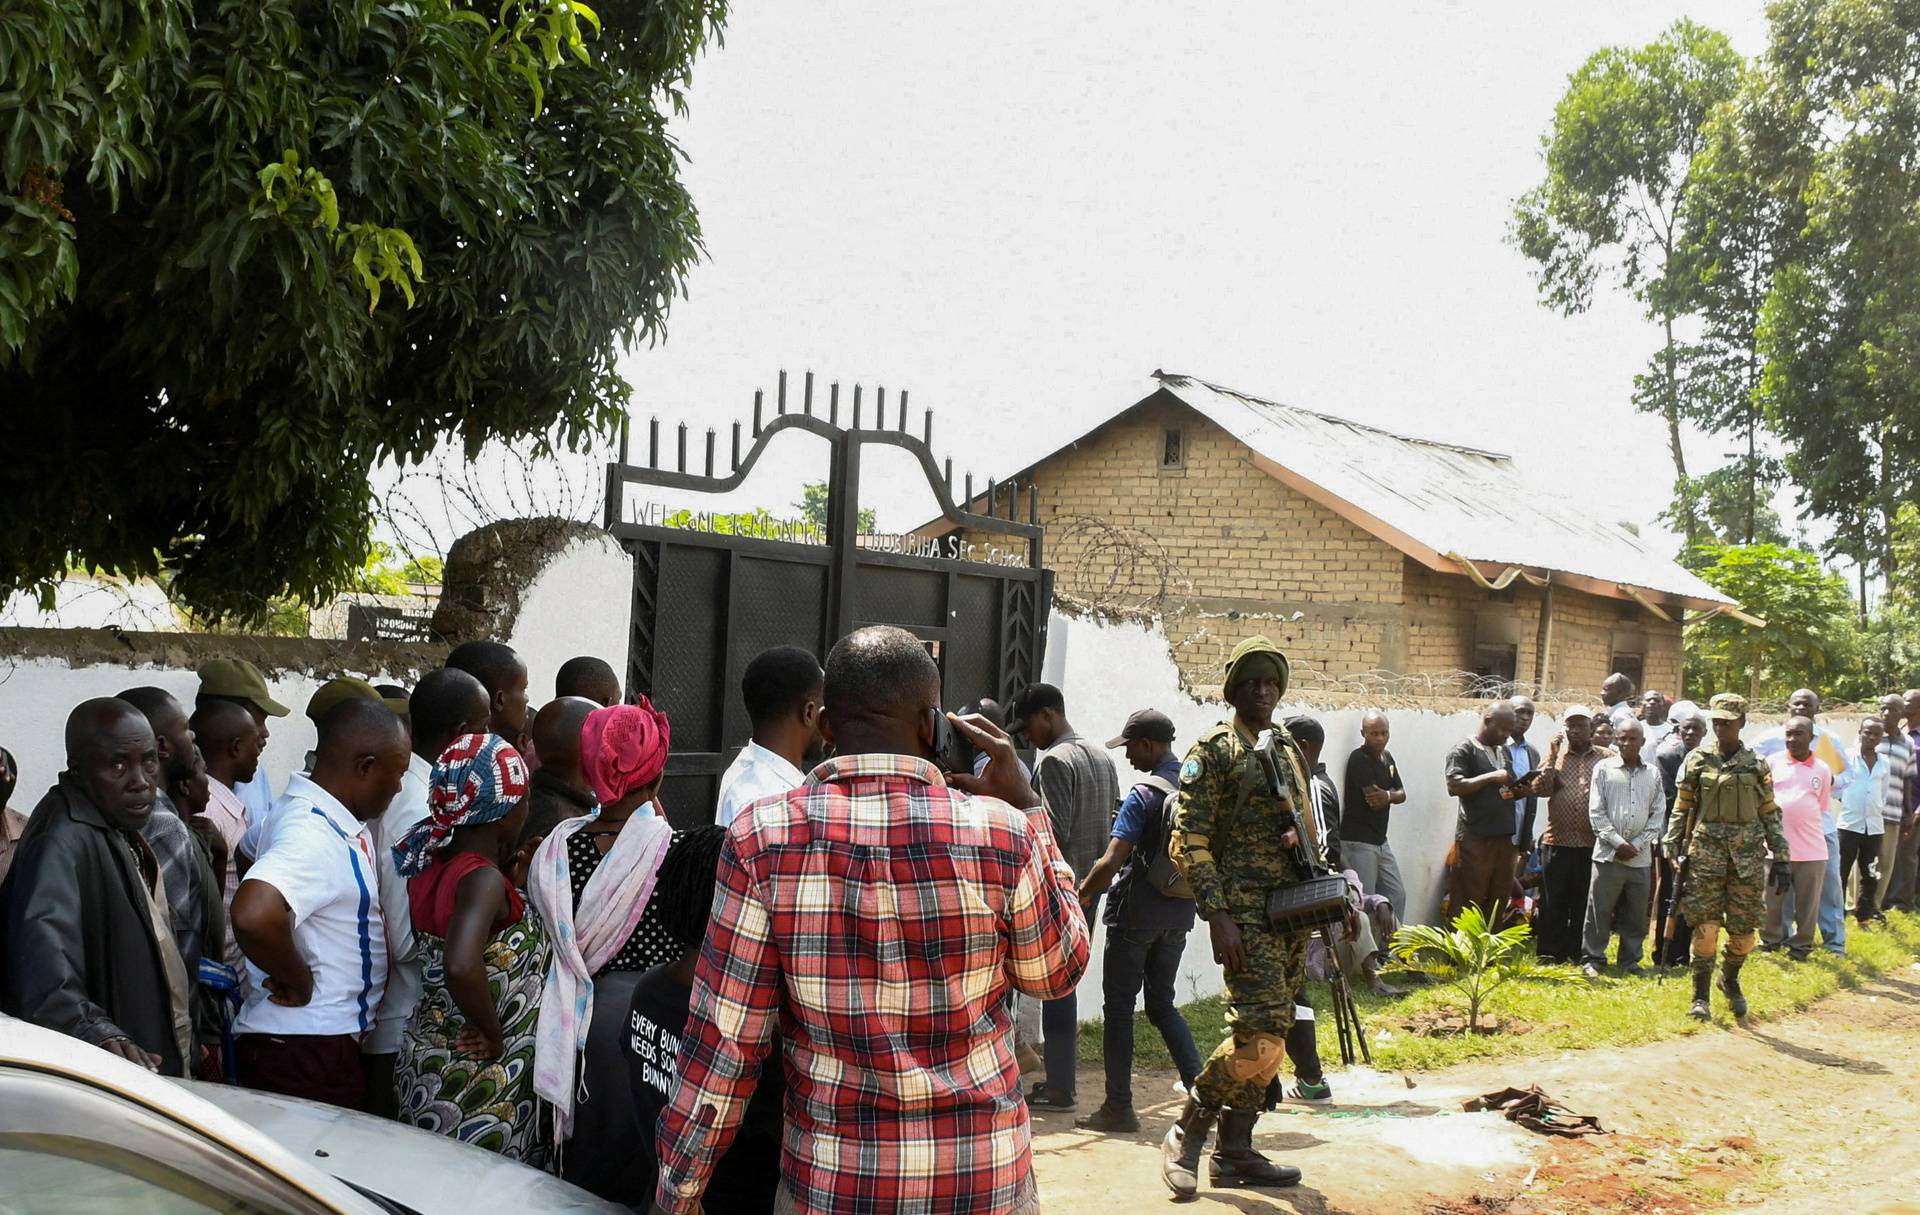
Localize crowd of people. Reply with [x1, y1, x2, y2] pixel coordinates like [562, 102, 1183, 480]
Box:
[1, 629, 1916, 1213]
[1442, 682, 1920, 1017]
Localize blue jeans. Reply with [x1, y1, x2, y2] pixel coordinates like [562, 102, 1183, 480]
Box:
[1100, 925, 1203, 1108]
[1781, 826, 1847, 955]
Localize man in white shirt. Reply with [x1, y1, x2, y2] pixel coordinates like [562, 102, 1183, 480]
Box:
[360, 668, 491, 1114]
[195, 658, 289, 829]
[715, 646, 825, 827]
[238, 677, 395, 863]
[188, 700, 265, 967]
[230, 698, 410, 1111]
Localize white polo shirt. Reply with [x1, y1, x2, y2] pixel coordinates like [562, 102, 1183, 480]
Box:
[714, 740, 805, 826]
[238, 776, 306, 863]
[235, 777, 388, 1039]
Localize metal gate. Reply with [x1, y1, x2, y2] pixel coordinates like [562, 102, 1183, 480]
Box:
[604, 374, 1051, 827]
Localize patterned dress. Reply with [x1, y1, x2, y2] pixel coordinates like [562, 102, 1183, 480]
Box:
[396, 851, 552, 1164]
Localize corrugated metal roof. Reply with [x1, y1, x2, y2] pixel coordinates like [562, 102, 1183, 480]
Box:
[1153, 372, 1733, 607]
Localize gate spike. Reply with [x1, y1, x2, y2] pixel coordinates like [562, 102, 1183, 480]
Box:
[777, 372, 787, 415]
[965, 473, 975, 511]
[924, 409, 933, 447]
[898, 389, 908, 432]
[852, 384, 863, 430]
[1029, 479, 1038, 524]
[619, 416, 630, 465]
[677, 422, 687, 472]
[803, 371, 815, 417]
[731, 422, 742, 471]
[829, 381, 841, 427]
[705, 427, 716, 478]
[648, 417, 660, 468]
[752, 390, 763, 436]
[943, 458, 953, 495]
[875, 386, 886, 429]
[987, 478, 998, 519]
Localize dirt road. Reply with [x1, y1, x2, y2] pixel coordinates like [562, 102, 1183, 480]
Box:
[1033, 966, 1920, 1214]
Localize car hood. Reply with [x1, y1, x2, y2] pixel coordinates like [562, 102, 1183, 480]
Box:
[183, 1081, 627, 1214]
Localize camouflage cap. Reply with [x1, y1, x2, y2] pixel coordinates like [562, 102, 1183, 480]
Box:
[1223, 635, 1290, 699]
[1708, 692, 1748, 722]
[196, 657, 290, 717]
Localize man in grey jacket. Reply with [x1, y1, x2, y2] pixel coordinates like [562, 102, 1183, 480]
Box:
[1582, 720, 1666, 977]
[1010, 681, 1118, 1112]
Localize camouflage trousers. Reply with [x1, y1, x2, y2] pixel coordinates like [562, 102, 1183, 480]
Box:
[1681, 822, 1768, 940]
[1193, 920, 1307, 1111]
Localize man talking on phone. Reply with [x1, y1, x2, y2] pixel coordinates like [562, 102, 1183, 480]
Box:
[650, 626, 1087, 1215]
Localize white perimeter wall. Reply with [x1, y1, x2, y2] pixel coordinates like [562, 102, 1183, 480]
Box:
[0, 661, 416, 801]
[1047, 609, 1588, 1017]
[504, 530, 634, 703]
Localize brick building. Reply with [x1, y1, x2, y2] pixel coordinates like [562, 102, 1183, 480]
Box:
[923, 372, 1746, 697]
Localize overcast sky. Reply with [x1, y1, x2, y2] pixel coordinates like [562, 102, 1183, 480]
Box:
[392, 2, 1786, 554]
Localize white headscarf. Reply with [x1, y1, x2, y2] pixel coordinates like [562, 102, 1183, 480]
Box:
[528, 808, 673, 1140]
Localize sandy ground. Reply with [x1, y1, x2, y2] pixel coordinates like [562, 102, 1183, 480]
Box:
[1032, 965, 1920, 1214]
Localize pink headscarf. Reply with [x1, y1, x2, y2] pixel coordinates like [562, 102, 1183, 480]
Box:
[579, 698, 671, 807]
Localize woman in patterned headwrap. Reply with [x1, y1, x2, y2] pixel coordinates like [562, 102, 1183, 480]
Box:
[391, 732, 550, 1164]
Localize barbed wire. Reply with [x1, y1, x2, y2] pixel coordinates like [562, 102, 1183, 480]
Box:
[1045, 515, 1175, 612]
[375, 433, 609, 563]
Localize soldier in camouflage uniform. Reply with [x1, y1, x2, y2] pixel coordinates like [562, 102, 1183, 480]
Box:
[1161, 635, 1314, 1198]
[1664, 693, 1790, 1021]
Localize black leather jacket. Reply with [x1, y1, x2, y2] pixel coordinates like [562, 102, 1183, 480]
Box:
[0, 777, 187, 1076]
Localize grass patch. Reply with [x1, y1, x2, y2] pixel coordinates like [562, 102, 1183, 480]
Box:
[1079, 910, 1920, 1074]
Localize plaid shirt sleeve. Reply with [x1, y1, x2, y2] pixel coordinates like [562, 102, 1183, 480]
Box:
[1003, 805, 1090, 1000]
[653, 833, 781, 1215]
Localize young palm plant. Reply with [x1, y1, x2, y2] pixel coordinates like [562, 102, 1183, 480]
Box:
[1389, 907, 1579, 1033]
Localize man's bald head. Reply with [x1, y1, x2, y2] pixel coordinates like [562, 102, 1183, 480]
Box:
[408, 667, 491, 763]
[822, 626, 941, 758]
[316, 697, 407, 763]
[532, 696, 597, 772]
[116, 686, 195, 782]
[1480, 700, 1516, 743]
[190, 698, 263, 786]
[1788, 688, 1821, 718]
[311, 698, 411, 822]
[66, 698, 159, 829]
[1601, 673, 1634, 705]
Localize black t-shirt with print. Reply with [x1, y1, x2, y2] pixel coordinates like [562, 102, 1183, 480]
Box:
[624, 964, 784, 1214]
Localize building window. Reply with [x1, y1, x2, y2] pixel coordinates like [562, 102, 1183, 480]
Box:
[1610, 652, 1645, 693]
[1159, 426, 1185, 471]
[1472, 643, 1518, 697]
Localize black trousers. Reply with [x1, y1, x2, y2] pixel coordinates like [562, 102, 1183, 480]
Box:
[1838, 829, 1881, 923]
[1536, 845, 1593, 962]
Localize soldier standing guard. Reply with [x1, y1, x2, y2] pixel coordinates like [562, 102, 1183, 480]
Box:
[1664, 693, 1789, 1021]
[1162, 636, 1314, 1198]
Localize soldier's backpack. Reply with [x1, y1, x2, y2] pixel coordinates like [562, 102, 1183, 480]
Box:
[1137, 774, 1195, 900]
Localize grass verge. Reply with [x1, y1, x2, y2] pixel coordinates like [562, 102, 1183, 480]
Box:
[1078, 910, 1920, 1074]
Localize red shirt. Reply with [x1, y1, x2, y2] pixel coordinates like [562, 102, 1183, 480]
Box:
[653, 753, 1089, 1215]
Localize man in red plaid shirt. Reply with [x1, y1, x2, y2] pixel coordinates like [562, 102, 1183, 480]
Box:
[650, 626, 1090, 1215]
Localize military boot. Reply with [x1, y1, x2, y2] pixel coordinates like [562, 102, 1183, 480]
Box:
[1718, 951, 1750, 1018]
[1160, 1096, 1217, 1199]
[1209, 1108, 1302, 1188]
[1688, 956, 1713, 1021]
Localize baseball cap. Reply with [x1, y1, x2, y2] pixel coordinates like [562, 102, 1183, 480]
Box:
[1108, 708, 1176, 749]
[306, 676, 402, 724]
[1561, 704, 1595, 722]
[196, 657, 290, 717]
[1708, 692, 1748, 722]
